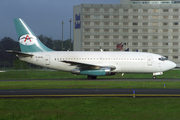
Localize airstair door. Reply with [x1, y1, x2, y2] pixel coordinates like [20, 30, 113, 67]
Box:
[147, 56, 152, 66]
[45, 55, 50, 65]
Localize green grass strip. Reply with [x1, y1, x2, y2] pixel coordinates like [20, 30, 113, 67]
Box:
[0, 97, 180, 120]
[0, 70, 180, 80]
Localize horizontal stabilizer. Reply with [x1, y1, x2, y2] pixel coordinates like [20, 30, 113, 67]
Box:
[6, 50, 34, 57]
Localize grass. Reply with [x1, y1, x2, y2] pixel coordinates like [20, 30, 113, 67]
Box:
[0, 80, 180, 89]
[0, 97, 180, 120]
[0, 69, 180, 80]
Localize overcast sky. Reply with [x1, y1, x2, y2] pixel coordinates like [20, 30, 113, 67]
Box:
[0, 0, 120, 41]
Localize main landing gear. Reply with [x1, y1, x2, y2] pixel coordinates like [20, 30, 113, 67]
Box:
[87, 75, 97, 79]
[153, 76, 156, 79]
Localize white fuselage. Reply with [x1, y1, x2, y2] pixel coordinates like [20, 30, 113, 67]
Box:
[18, 51, 176, 74]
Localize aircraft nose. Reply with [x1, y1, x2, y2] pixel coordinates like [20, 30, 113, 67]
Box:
[169, 61, 177, 69]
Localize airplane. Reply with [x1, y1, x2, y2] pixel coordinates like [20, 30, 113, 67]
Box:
[7, 18, 176, 79]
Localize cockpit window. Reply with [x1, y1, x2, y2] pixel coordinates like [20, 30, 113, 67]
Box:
[159, 57, 168, 61]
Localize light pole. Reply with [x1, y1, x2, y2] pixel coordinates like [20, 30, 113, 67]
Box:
[69, 19, 71, 50]
[62, 21, 64, 51]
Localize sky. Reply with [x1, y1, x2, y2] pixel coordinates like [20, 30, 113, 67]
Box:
[0, 0, 120, 41]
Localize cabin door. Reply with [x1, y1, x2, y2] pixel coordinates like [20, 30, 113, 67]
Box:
[147, 56, 152, 66]
[45, 55, 50, 65]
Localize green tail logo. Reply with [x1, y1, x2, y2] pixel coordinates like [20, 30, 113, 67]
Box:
[14, 18, 53, 52]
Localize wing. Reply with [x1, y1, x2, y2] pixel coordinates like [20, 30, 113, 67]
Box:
[62, 60, 116, 70]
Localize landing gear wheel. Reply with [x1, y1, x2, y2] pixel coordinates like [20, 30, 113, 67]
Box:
[87, 75, 97, 79]
[153, 76, 156, 79]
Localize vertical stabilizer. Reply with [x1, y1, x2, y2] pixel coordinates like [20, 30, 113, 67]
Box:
[14, 18, 53, 52]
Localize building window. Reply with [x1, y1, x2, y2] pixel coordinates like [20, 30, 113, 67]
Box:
[163, 23, 168, 26]
[153, 36, 158, 39]
[142, 49, 148, 52]
[94, 29, 100, 32]
[113, 22, 119, 26]
[133, 16, 138, 19]
[133, 23, 138, 25]
[114, 29, 119, 32]
[84, 42, 90, 45]
[173, 9, 179, 12]
[123, 16, 128, 19]
[84, 29, 90, 32]
[104, 9, 109, 12]
[94, 35, 100, 39]
[123, 22, 128, 26]
[84, 15, 90, 19]
[84, 35, 90, 39]
[133, 9, 138, 12]
[163, 29, 168, 32]
[104, 36, 109, 39]
[152, 23, 159, 26]
[104, 22, 109, 25]
[113, 42, 119, 45]
[173, 42, 178, 45]
[142, 16, 148, 19]
[132, 36, 138, 39]
[173, 56, 178, 59]
[142, 42, 148, 46]
[173, 49, 178, 52]
[162, 49, 168, 53]
[142, 23, 148, 26]
[123, 9, 128, 12]
[84, 22, 90, 25]
[173, 16, 179, 19]
[163, 16, 169, 19]
[123, 29, 128, 32]
[104, 29, 109, 32]
[104, 15, 109, 19]
[152, 9, 159, 12]
[152, 49, 158, 52]
[123, 36, 128, 39]
[114, 15, 119, 19]
[84, 8, 90, 12]
[163, 9, 169, 12]
[132, 29, 138, 32]
[114, 9, 119, 12]
[142, 36, 148, 39]
[94, 42, 100, 45]
[173, 22, 178, 25]
[94, 9, 100, 12]
[104, 42, 109, 45]
[142, 29, 148, 32]
[173, 29, 178, 32]
[173, 36, 178, 39]
[152, 16, 159, 19]
[163, 43, 168, 46]
[113, 36, 119, 39]
[152, 43, 158, 46]
[143, 9, 148, 12]
[152, 29, 158, 33]
[94, 22, 100, 25]
[84, 49, 90, 51]
[132, 42, 138, 46]
[94, 15, 100, 19]
[163, 36, 168, 39]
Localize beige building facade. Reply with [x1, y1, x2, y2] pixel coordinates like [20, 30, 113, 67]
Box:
[73, 0, 180, 66]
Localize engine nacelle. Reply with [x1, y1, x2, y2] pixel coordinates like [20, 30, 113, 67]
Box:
[71, 68, 115, 76]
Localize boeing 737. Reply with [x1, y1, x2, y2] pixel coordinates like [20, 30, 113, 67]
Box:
[7, 18, 176, 79]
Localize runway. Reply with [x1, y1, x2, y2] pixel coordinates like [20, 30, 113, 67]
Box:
[0, 78, 180, 81]
[0, 89, 180, 98]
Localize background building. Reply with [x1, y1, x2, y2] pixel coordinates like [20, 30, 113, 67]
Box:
[73, 0, 180, 66]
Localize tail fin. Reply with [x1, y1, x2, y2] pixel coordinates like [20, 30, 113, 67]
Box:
[13, 18, 53, 52]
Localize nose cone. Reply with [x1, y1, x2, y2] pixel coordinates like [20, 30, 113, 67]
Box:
[168, 61, 177, 70]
